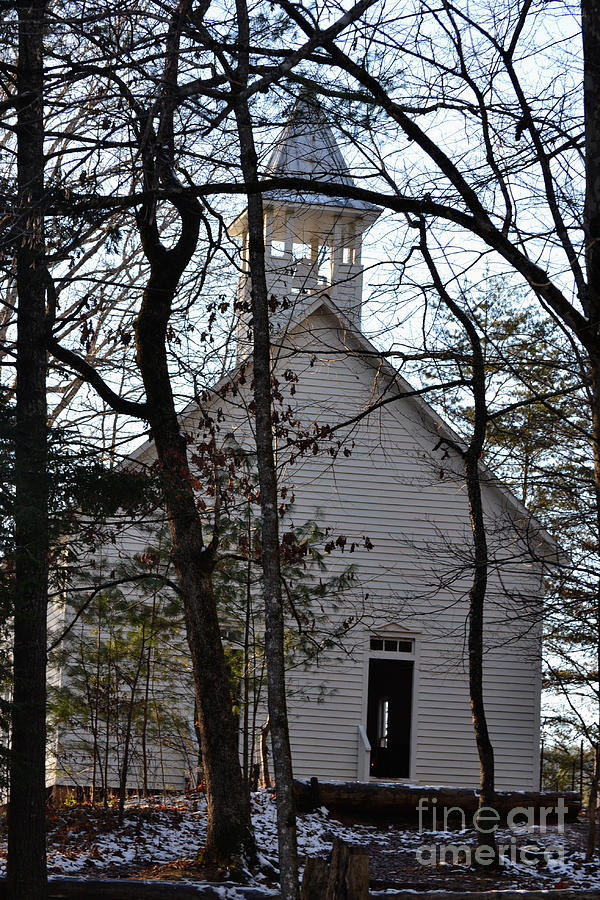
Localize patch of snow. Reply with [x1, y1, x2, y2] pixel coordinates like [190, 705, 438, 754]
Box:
[0, 788, 596, 893]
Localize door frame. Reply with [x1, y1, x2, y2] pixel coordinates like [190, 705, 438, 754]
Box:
[359, 625, 420, 782]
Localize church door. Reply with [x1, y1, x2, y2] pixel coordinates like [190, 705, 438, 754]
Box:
[366, 658, 413, 778]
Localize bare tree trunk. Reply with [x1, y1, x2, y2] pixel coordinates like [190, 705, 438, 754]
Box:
[582, 0, 600, 325]
[118, 626, 146, 823]
[193, 697, 203, 780]
[91, 623, 102, 806]
[587, 742, 599, 860]
[130, 4, 254, 858]
[463, 362, 496, 837]
[583, 0, 600, 844]
[134, 236, 254, 860]
[465, 443, 497, 845]
[103, 651, 112, 810]
[421, 228, 496, 860]
[242, 519, 252, 789]
[232, 77, 300, 895]
[586, 365, 600, 861]
[141, 598, 156, 798]
[261, 718, 271, 789]
[8, 1, 49, 895]
[182, 564, 254, 858]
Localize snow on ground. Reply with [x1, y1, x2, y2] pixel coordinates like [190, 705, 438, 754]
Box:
[0, 794, 210, 878]
[0, 789, 598, 892]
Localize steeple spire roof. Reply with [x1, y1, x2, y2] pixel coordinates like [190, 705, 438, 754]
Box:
[262, 96, 378, 212]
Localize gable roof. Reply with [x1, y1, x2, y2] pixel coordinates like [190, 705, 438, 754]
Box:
[129, 296, 560, 564]
[305, 297, 563, 558]
[291, 297, 562, 563]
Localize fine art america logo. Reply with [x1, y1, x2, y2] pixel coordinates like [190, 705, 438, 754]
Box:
[415, 797, 566, 867]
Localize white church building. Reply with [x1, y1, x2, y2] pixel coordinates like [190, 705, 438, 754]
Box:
[48, 99, 552, 795]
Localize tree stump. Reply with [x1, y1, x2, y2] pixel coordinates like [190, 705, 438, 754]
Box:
[301, 839, 369, 900]
[301, 857, 330, 899]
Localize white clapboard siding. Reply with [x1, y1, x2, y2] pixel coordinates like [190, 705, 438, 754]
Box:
[51, 302, 547, 794]
[47, 520, 196, 793]
[239, 306, 543, 789]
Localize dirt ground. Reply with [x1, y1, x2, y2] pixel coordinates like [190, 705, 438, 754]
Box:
[0, 794, 596, 892]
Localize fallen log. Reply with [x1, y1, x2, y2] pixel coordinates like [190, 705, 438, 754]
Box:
[294, 778, 581, 824]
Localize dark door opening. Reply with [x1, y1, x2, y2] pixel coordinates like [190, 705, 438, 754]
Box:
[366, 658, 413, 778]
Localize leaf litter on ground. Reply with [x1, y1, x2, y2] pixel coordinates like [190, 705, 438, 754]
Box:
[0, 788, 597, 892]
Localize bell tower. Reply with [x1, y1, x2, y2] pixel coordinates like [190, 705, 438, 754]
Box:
[229, 97, 380, 355]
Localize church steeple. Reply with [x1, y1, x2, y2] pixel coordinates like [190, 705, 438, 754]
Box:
[229, 97, 381, 354]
